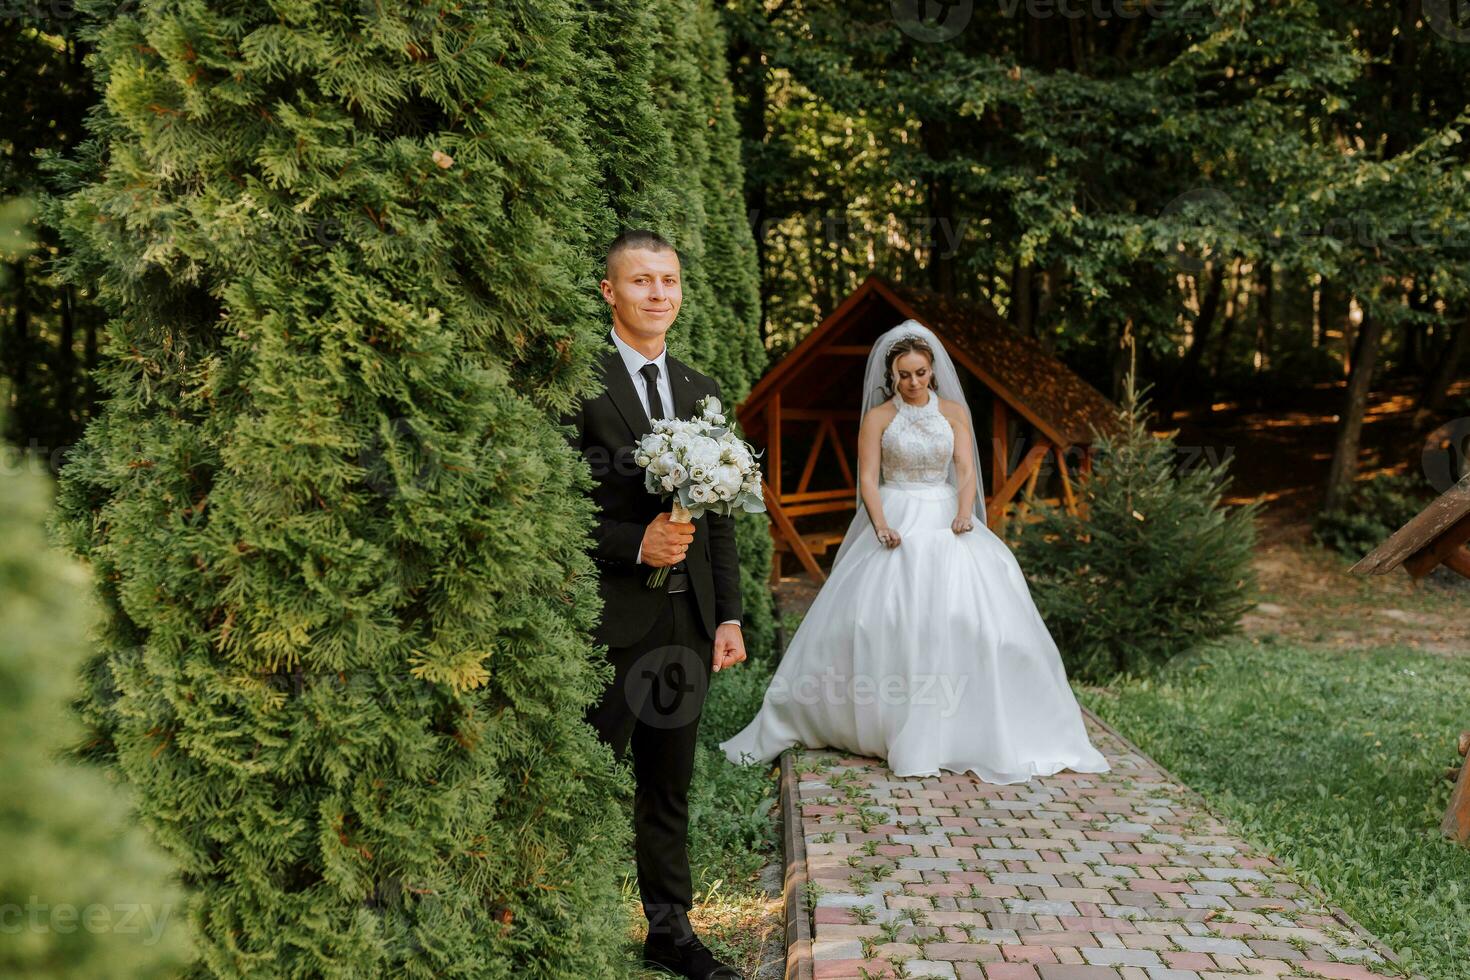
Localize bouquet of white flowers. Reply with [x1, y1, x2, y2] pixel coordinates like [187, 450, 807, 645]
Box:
[634, 394, 767, 588]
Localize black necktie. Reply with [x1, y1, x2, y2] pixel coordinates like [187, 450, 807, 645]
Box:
[639, 361, 685, 579]
[639, 362, 665, 421]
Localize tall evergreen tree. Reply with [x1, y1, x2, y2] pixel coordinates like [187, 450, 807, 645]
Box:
[45, 1, 630, 976]
[0, 396, 188, 979]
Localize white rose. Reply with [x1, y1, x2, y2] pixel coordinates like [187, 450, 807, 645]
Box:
[702, 396, 722, 416]
[666, 462, 688, 487]
[713, 464, 742, 498]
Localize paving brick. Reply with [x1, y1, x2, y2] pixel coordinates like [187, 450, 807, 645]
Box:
[788, 718, 1406, 980]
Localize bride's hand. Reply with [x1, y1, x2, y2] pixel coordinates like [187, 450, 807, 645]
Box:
[951, 515, 974, 534]
[875, 526, 901, 548]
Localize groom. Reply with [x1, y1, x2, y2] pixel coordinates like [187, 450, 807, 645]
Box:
[564, 230, 747, 980]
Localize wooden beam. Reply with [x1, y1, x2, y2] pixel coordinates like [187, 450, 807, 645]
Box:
[795, 421, 829, 494]
[1403, 511, 1470, 579]
[1014, 452, 1046, 525]
[764, 481, 826, 582]
[993, 399, 1009, 489]
[1443, 748, 1470, 845]
[778, 487, 854, 505]
[985, 443, 1050, 530]
[1353, 474, 1470, 576]
[1442, 546, 1470, 580]
[829, 422, 856, 489]
[780, 408, 861, 422]
[1054, 443, 1076, 514]
[781, 499, 858, 519]
[823, 345, 873, 356]
[768, 391, 782, 498]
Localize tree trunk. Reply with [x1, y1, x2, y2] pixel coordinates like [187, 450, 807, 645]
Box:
[58, 283, 76, 426]
[1168, 262, 1225, 408]
[1422, 314, 1470, 413]
[1323, 310, 1386, 512]
[1012, 258, 1033, 335]
[922, 119, 957, 297]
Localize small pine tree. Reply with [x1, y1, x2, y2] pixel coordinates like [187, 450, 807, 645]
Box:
[0, 409, 188, 979]
[1013, 369, 1260, 682]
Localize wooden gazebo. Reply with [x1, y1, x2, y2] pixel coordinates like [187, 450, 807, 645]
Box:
[738, 275, 1120, 582]
[1351, 472, 1470, 845]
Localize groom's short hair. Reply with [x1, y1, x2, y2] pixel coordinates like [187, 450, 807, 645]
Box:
[605, 229, 679, 279]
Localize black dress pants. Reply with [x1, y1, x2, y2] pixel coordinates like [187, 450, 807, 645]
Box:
[584, 588, 710, 943]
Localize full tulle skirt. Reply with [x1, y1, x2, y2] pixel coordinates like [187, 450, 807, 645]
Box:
[720, 481, 1111, 784]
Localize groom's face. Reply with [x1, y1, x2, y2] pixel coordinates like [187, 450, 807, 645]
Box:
[602, 247, 682, 345]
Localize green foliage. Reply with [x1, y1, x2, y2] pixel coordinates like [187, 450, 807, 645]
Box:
[43, 1, 633, 976]
[1081, 637, 1470, 980]
[1014, 371, 1260, 681]
[0, 412, 189, 978]
[1313, 473, 1437, 561]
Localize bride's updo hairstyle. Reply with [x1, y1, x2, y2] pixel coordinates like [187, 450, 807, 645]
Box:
[880, 334, 939, 398]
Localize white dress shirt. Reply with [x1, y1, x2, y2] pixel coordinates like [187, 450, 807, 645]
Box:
[610, 329, 740, 629]
[610, 327, 674, 423]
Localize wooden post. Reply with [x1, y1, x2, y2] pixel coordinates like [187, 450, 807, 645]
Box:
[1444, 730, 1470, 846]
[992, 399, 1009, 489]
[1054, 443, 1076, 514]
[764, 480, 826, 583]
[768, 392, 782, 499]
[1013, 444, 1048, 526]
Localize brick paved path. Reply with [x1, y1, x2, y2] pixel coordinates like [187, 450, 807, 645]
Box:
[791, 708, 1413, 980]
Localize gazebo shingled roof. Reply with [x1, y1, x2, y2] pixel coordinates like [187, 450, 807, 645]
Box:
[739, 274, 1120, 582]
[882, 281, 1120, 448]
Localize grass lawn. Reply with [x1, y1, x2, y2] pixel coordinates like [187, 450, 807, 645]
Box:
[1079, 635, 1470, 980]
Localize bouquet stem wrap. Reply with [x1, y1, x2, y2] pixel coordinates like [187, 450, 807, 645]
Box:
[646, 501, 692, 589]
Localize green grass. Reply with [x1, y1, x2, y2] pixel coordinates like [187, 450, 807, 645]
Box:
[1078, 635, 1470, 980]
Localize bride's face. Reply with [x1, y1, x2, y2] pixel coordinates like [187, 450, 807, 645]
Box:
[892, 351, 935, 404]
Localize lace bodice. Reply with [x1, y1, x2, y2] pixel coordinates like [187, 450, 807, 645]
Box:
[881, 391, 953, 485]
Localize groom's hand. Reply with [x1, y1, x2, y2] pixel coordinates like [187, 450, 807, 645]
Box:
[713, 623, 745, 672]
[641, 513, 694, 567]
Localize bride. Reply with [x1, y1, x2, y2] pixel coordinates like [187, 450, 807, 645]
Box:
[719, 320, 1110, 784]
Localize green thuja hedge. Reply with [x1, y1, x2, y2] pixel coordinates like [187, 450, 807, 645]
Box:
[44, 1, 630, 976]
[1014, 372, 1260, 682]
[0, 420, 188, 978]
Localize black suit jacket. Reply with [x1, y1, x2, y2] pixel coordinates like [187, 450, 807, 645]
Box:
[563, 343, 743, 650]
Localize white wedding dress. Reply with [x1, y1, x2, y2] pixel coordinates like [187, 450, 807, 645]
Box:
[720, 389, 1110, 784]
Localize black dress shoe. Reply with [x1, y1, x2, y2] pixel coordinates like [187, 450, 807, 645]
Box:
[642, 932, 744, 979]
